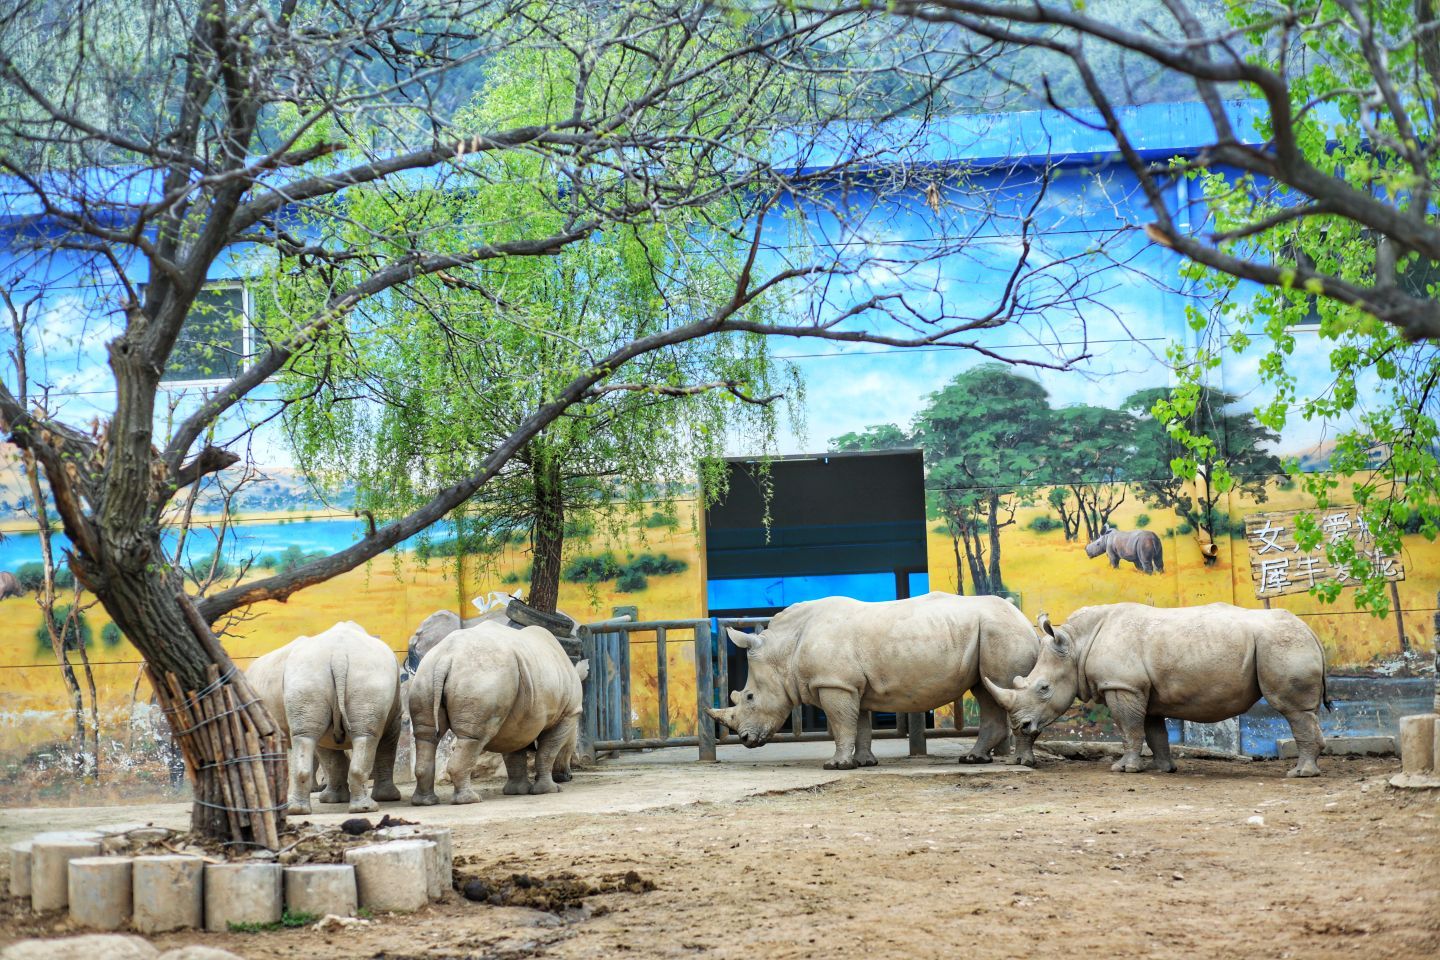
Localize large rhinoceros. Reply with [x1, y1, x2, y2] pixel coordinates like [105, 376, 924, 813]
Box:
[408, 620, 587, 805]
[705, 592, 1042, 769]
[246, 621, 403, 814]
[985, 602, 1330, 777]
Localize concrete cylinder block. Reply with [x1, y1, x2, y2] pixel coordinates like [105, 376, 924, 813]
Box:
[30, 837, 102, 912]
[131, 855, 204, 933]
[67, 856, 132, 930]
[284, 864, 357, 918]
[343, 840, 433, 913]
[203, 863, 283, 933]
[376, 826, 452, 898]
[1398, 714, 1437, 774]
[9, 841, 33, 899]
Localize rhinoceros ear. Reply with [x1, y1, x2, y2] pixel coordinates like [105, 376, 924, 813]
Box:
[574, 659, 590, 682]
[1037, 612, 1055, 638]
[726, 626, 763, 652]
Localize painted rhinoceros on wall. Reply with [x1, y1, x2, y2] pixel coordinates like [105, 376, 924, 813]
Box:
[705, 592, 1042, 769]
[408, 620, 588, 804]
[985, 602, 1330, 777]
[1085, 526, 1164, 574]
[0, 571, 23, 600]
[246, 621, 403, 814]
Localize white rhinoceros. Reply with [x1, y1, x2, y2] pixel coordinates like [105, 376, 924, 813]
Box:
[705, 592, 1042, 769]
[985, 602, 1330, 777]
[247, 621, 402, 814]
[408, 620, 587, 804]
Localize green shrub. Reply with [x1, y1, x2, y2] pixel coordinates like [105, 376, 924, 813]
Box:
[1135, 514, 1151, 528]
[501, 563, 532, 585]
[615, 569, 648, 592]
[643, 510, 678, 529]
[1175, 521, 1194, 535]
[624, 553, 688, 576]
[34, 605, 92, 653]
[562, 552, 623, 583]
[1027, 515, 1062, 533]
[13, 561, 74, 591]
[101, 622, 123, 648]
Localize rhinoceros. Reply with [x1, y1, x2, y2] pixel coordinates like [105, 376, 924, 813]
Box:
[408, 620, 588, 805]
[401, 609, 491, 681]
[985, 602, 1330, 777]
[246, 621, 403, 814]
[705, 592, 1042, 769]
[0, 571, 23, 600]
[1085, 526, 1164, 574]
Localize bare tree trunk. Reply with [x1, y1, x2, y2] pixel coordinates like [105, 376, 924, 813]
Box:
[986, 495, 1006, 596]
[71, 608, 102, 778]
[19, 449, 87, 762]
[948, 525, 967, 595]
[527, 454, 565, 614]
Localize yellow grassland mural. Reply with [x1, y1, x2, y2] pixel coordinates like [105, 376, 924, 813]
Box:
[1, 478, 1435, 759]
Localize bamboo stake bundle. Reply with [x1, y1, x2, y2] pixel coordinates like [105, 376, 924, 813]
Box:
[137, 594, 290, 851]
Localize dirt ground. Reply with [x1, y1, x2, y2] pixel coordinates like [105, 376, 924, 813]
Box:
[2, 748, 1437, 960]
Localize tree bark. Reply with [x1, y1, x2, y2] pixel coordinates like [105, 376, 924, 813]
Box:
[986, 495, 1006, 596]
[527, 454, 565, 615]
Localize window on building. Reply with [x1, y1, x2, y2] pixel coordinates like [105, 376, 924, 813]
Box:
[162, 283, 250, 386]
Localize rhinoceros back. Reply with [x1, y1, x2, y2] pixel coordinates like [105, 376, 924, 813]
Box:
[774, 592, 1039, 714]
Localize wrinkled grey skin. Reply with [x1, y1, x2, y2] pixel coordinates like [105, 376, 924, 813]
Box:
[0, 571, 22, 600]
[1084, 526, 1164, 574]
[987, 602, 1329, 777]
[401, 609, 497, 681]
[247, 621, 403, 814]
[706, 592, 1041, 770]
[408, 621, 587, 805]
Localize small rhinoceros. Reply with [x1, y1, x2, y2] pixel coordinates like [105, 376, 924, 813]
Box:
[408, 620, 587, 805]
[986, 602, 1330, 777]
[247, 621, 403, 814]
[705, 592, 1042, 769]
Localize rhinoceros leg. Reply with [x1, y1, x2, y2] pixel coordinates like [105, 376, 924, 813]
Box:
[371, 708, 402, 803]
[316, 747, 350, 804]
[502, 751, 530, 795]
[552, 721, 579, 781]
[1279, 708, 1324, 778]
[816, 688, 860, 770]
[530, 717, 576, 794]
[854, 711, 878, 767]
[344, 735, 380, 813]
[1104, 689, 1147, 773]
[447, 736, 485, 804]
[287, 735, 318, 815]
[962, 684, 1007, 764]
[410, 736, 441, 806]
[1144, 715, 1177, 773]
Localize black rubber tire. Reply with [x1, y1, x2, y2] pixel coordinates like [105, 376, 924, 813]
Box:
[506, 598, 577, 637]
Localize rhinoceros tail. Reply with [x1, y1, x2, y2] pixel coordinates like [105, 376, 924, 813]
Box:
[430, 654, 453, 733]
[330, 648, 352, 742]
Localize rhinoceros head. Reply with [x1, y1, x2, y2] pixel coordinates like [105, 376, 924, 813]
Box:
[703, 626, 792, 749]
[982, 612, 1081, 736]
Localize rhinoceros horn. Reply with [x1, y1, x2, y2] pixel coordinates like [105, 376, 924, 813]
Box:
[982, 676, 1019, 711]
[705, 705, 738, 731]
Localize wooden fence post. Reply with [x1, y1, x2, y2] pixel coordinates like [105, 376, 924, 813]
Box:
[694, 620, 717, 762]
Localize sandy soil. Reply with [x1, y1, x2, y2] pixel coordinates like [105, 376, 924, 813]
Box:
[2, 749, 1436, 960]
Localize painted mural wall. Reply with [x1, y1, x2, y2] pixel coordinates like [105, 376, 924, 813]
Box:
[2, 122, 1436, 793]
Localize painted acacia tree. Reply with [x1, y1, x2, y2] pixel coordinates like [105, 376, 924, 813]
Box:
[878, 1, 1439, 621]
[278, 46, 796, 615]
[0, 1, 1107, 839]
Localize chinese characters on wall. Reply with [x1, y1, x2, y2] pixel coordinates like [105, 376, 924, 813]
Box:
[1245, 506, 1406, 599]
